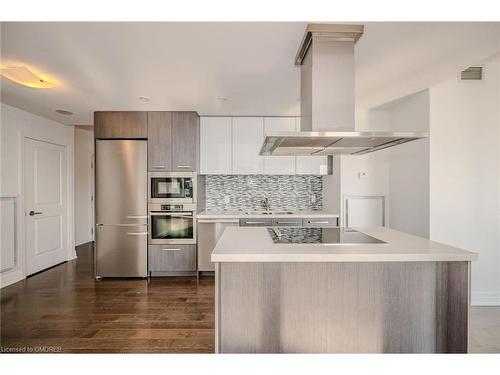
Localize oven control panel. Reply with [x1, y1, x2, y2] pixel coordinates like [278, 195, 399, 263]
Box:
[160, 204, 184, 211]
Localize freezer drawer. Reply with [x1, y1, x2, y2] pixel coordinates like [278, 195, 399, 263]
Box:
[95, 224, 148, 277]
[302, 217, 339, 227]
[149, 244, 197, 273]
[271, 218, 302, 226]
[239, 218, 272, 226]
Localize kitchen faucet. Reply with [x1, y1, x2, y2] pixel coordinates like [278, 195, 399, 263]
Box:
[261, 197, 271, 211]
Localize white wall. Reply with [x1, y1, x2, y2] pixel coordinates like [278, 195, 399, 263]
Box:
[0, 103, 75, 288]
[388, 91, 429, 238]
[74, 126, 94, 246]
[429, 53, 500, 305]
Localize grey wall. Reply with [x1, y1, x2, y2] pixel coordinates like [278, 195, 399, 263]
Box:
[205, 175, 322, 211]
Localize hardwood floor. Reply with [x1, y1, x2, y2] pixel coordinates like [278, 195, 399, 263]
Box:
[1, 243, 499, 353]
[0, 242, 214, 353]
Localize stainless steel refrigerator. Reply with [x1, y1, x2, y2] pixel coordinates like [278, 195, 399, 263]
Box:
[95, 139, 148, 278]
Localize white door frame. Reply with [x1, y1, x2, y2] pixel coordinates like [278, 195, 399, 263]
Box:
[21, 133, 75, 275]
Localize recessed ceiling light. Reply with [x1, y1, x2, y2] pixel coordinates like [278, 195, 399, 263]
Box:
[139, 96, 150, 102]
[55, 109, 73, 115]
[0, 65, 56, 88]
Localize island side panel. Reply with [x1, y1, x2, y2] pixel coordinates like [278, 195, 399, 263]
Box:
[217, 262, 470, 353]
[447, 262, 470, 353]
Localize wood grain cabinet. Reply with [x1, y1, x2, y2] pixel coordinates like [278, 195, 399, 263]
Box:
[147, 112, 172, 171]
[172, 112, 199, 172]
[148, 244, 197, 274]
[147, 111, 199, 172]
[94, 111, 147, 139]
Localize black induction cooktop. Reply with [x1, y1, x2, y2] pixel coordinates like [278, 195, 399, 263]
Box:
[267, 227, 386, 245]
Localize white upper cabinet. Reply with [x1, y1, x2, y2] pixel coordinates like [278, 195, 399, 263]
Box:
[295, 118, 329, 175]
[200, 117, 232, 174]
[232, 117, 264, 174]
[199, 116, 329, 175]
[263, 117, 296, 175]
[296, 156, 329, 175]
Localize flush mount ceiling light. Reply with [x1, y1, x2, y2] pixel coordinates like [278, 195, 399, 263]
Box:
[55, 109, 73, 115]
[0, 65, 56, 88]
[138, 96, 150, 102]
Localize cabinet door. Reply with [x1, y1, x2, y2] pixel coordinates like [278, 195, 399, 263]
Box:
[94, 112, 147, 139]
[147, 112, 172, 171]
[232, 117, 264, 174]
[294, 118, 329, 175]
[296, 156, 329, 175]
[172, 112, 199, 172]
[200, 117, 232, 174]
[263, 117, 296, 174]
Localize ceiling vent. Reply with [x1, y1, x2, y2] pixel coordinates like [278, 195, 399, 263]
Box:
[461, 66, 483, 80]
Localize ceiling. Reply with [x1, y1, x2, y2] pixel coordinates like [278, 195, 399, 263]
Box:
[1, 22, 499, 125]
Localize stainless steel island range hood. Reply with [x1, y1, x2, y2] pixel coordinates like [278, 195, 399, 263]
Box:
[260, 24, 428, 156]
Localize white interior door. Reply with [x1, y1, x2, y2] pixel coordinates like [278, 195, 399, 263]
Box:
[24, 138, 68, 275]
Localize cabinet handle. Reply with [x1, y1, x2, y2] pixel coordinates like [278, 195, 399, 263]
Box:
[276, 221, 299, 224]
[29, 211, 43, 216]
[307, 221, 329, 224]
[152, 165, 167, 169]
[176, 165, 192, 169]
[161, 248, 181, 252]
[244, 221, 266, 224]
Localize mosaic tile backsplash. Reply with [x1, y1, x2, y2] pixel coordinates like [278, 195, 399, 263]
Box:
[205, 175, 323, 211]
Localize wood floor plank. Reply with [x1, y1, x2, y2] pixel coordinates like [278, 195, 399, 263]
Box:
[0, 242, 215, 353]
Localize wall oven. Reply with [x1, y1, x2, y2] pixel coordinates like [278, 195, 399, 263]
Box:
[149, 203, 196, 244]
[148, 172, 196, 203]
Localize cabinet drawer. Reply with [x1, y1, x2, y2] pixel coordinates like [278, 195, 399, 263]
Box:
[271, 218, 302, 226]
[239, 218, 272, 227]
[148, 244, 196, 272]
[302, 217, 338, 227]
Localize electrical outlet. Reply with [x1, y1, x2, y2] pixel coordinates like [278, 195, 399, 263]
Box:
[310, 194, 316, 203]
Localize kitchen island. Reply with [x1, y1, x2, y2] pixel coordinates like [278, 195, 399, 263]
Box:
[211, 226, 478, 353]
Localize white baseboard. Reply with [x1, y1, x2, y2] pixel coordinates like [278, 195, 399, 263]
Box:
[471, 292, 500, 306]
[0, 269, 25, 289]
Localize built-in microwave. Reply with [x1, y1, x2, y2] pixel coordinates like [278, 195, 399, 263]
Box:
[148, 203, 196, 244]
[148, 172, 196, 203]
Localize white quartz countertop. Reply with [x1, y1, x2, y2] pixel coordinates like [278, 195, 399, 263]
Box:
[197, 210, 339, 219]
[211, 226, 478, 263]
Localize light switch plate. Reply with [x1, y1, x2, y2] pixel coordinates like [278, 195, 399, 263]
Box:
[358, 172, 369, 180]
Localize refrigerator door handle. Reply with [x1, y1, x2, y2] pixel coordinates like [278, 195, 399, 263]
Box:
[126, 232, 149, 236]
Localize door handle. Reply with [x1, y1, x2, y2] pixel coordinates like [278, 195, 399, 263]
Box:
[29, 211, 43, 216]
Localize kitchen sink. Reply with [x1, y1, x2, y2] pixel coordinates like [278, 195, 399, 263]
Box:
[244, 211, 294, 215]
